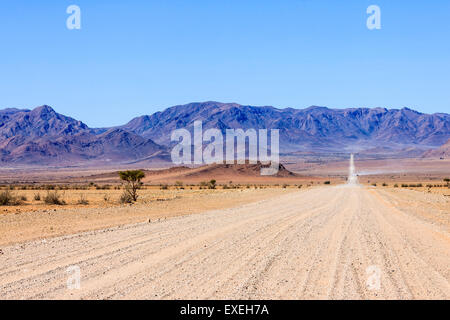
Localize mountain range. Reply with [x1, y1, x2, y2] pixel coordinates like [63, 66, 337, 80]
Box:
[0, 102, 449, 166]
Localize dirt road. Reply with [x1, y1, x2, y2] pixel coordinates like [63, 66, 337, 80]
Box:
[0, 185, 449, 299]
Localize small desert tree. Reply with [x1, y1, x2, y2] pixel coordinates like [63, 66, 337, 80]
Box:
[208, 179, 217, 189]
[119, 170, 145, 202]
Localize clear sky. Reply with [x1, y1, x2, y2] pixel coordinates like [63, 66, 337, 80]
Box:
[0, 0, 449, 127]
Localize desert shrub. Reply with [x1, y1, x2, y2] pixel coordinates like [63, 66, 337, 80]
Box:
[76, 194, 89, 205]
[324, 181, 331, 185]
[34, 193, 41, 201]
[208, 180, 217, 189]
[298, 185, 303, 189]
[382, 183, 388, 187]
[0, 190, 21, 206]
[444, 178, 450, 187]
[282, 184, 288, 188]
[175, 181, 183, 187]
[394, 184, 399, 188]
[372, 183, 377, 187]
[408, 183, 422, 188]
[401, 184, 408, 188]
[119, 192, 133, 204]
[103, 194, 110, 202]
[160, 184, 169, 190]
[44, 191, 65, 205]
[19, 195, 27, 201]
[96, 185, 111, 190]
[199, 181, 208, 187]
[222, 184, 229, 189]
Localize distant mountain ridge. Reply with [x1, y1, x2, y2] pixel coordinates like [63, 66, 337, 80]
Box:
[1, 102, 449, 166]
[0, 105, 90, 140]
[119, 102, 450, 151]
[0, 106, 167, 165]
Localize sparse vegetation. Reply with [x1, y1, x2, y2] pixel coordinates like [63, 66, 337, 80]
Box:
[0, 190, 22, 206]
[208, 179, 217, 189]
[34, 193, 41, 201]
[44, 191, 65, 205]
[119, 192, 134, 204]
[76, 194, 89, 205]
[96, 185, 111, 190]
[118, 170, 145, 202]
[408, 183, 423, 188]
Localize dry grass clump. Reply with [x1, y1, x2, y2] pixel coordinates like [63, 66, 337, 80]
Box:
[199, 180, 217, 189]
[0, 190, 22, 206]
[76, 194, 89, 205]
[44, 191, 66, 205]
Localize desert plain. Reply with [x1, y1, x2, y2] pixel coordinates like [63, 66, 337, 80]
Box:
[0, 157, 449, 299]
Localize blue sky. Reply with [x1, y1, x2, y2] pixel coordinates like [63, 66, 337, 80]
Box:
[0, 0, 449, 127]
